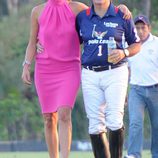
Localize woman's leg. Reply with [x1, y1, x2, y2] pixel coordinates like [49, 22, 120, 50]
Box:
[43, 113, 59, 158]
[58, 107, 72, 158]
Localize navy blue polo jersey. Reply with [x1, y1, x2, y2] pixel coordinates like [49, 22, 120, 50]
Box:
[76, 3, 139, 67]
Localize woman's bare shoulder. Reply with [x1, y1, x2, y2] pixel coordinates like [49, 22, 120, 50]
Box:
[69, 1, 89, 16]
[31, 3, 46, 19]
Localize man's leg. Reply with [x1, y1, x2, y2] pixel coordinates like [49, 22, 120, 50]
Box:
[104, 65, 128, 158]
[90, 132, 110, 158]
[109, 127, 124, 158]
[127, 85, 145, 158]
[146, 86, 158, 158]
[82, 68, 110, 158]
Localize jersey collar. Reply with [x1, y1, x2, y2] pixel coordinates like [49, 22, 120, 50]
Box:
[89, 3, 117, 19]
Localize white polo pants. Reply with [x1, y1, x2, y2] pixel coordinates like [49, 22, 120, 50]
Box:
[81, 65, 128, 134]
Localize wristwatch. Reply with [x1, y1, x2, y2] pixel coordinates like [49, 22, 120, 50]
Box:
[22, 60, 31, 67]
[123, 49, 130, 57]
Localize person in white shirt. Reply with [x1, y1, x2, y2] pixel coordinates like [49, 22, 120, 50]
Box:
[125, 15, 158, 158]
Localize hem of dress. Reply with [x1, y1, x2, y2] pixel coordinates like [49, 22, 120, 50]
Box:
[41, 104, 74, 114]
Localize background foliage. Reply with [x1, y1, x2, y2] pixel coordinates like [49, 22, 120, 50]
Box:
[0, 0, 157, 141]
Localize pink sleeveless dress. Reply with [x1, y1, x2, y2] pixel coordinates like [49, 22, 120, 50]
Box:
[34, 0, 81, 113]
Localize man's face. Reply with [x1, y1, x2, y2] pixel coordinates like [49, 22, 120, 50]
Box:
[92, 0, 107, 5]
[135, 22, 150, 41]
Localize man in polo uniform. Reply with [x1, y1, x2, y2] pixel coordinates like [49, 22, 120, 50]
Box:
[125, 15, 158, 158]
[76, 0, 141, 157]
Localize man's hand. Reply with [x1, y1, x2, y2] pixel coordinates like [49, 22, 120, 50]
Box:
[108, 49, 125, 64]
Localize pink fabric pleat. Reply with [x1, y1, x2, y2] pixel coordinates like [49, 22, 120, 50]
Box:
[34, 0, 81, 113]
[36, 0, 80, 64]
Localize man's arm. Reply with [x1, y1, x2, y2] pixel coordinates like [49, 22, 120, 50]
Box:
[108, 42, 141, 64]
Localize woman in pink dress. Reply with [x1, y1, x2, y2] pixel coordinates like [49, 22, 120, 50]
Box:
[22, 1, 87, 158]
[21, 0, 131, 157]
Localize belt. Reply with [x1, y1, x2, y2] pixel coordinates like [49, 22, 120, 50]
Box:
[131, 84, 158, 89]
[83, 63, 126, 72]
[142, 84, 158, 88]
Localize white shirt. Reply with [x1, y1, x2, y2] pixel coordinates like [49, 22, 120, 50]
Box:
[128, 33, 158, 86]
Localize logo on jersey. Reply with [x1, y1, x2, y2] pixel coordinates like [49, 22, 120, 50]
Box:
[92, 24, 107, 39]
[88, 24, 108, 45]
[104, 22, 118, 28]
[92, 31, 107, 39]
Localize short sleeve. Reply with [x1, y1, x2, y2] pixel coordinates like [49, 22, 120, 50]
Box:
[75, 14, 83, 44]
[124, 19, 140, 45]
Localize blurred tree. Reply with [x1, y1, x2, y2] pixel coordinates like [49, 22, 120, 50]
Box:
[141, 0, 151, 17]
[120, 0, 152, 18]
[0, 0, 9, 17]
[72, 90, 89, 140]
[7, 0, 18, 14]
[0, 93, 43, 140]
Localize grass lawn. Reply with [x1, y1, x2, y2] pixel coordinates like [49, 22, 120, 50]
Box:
[0, 151, 151, 158]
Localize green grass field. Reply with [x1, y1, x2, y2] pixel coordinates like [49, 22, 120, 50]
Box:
[0, 151, 151, 158]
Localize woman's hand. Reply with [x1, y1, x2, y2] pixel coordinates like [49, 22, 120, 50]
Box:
[118, 4, 132, 19]
[21, 65, 32, 85]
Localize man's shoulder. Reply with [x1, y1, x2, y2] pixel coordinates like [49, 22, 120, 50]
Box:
[116, 9, 124, 18]
[152, 34, 158, 40]
[148, 34, 158, 45]
[76, 8, 89, 20]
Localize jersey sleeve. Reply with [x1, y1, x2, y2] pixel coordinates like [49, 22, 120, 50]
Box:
[124, 19, 140, 45]
[75, 13, 83, 44]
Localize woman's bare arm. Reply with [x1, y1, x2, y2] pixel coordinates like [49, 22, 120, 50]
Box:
[21, 6, 39, 85]
[24, 7, 39, 64]
[69, 1, 88, 16]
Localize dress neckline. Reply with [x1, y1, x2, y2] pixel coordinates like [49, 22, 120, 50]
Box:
[48, 0, 66, 5]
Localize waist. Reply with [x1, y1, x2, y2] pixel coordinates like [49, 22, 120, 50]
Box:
[131, 83, 158, 89]
[82, 63, 127, 72]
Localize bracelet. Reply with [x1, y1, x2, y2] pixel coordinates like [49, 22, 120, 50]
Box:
[22, 60, 31, 67]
